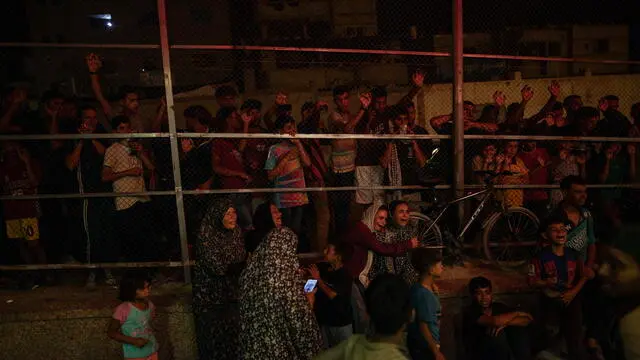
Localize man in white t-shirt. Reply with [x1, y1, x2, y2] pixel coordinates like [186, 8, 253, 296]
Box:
[102, 115, 157, 261]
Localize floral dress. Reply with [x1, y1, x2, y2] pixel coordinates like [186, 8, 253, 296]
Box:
[192, 198, 246, 360]
[239, 227, 322, 360]
[369, 222, 419, 285]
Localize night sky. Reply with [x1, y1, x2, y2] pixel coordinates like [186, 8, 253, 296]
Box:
[0, 0, 637, 85]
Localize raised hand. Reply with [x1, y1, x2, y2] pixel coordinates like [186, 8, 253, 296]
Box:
[359, 92, 372, 109]
[548, 80, 560, 97]
[86, 53, 102, 73]
[627, 144, 636, 156]
[181, 138, 194, 153]
[521, 85, 534, 102]
[493, 91, 506, 107]
[544, 113, 555, 127]
[308, 264, 321, 280]
[412, 71, 425, 87]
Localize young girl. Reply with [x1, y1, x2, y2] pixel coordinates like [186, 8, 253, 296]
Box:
[108, 273, 158, 360]
[407, 248, 446, 360]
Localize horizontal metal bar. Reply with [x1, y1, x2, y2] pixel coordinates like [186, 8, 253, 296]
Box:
[0, 42, 638, 66]
[176, 132, 452, 140]
[463, 183, 640, 189]
[171, 44, 640, 65]
[3, 183, 638, 201]
[171, 44, 451, 58]
[464, 134, 640, 143]
[0, 133, 171, 141]
[0, 191, 175, 201]
[0, 133, 451, 141]
[0, 42, 160, 49]
[182, 185, 452, 195]
[464, 52, 640, 65]
[0, 252, 322, 271]
[4, 132, 639, 142]
[0, 185, 452, 201]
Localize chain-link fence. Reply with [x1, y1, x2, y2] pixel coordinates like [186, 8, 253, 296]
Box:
[1, 0, 639, 286]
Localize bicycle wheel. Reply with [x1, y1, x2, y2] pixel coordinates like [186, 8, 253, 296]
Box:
[482, 207, 539, 268]
[409, 212, 444, 249]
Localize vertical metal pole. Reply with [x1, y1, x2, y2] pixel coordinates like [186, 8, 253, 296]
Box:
[157, 0, 191, 283]
[453, 0, 465, 235]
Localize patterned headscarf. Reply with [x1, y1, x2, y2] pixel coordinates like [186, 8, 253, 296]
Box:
[386, 200, 418, 284]
[360, 201, 386, 287]
[193, 197, 245, 308]
[239, 227, 322, 359]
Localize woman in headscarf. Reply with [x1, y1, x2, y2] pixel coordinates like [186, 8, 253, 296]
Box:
[343, 201, 417, 333]
[381, 200, 421, 284]
[343, 201, 418, 287]
[244, 201, 282, 257]
[239, 227, 322, 360]
[192, 198, 246, 360]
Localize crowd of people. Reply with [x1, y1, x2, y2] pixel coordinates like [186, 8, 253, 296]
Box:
[1, 53, 640, 358]
[107, 178, 639, 360]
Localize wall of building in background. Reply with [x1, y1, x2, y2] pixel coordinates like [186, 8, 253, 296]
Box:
[432, 24, 630, 81]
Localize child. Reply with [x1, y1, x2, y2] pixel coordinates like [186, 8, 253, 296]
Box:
[471, 143, 498, 184]
[496, 140, 528, 208]
[307, 243, 354, 349]
[528, 217, 591, 360]
[407, 248, 445, 360]
[108, 273, 158, 360]
[264, 114, 311, 238]
[0, 140, 46, 289]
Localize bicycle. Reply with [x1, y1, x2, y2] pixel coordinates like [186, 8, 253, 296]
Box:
[408, 170, 540, 268]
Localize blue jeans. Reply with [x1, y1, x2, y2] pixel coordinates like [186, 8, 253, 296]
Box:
[321, 324, 353, 349]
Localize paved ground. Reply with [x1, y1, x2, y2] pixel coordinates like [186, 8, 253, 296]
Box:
[0, 260, 531, 317]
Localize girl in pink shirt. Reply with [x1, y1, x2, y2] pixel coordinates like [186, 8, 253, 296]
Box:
[108, 273, 158, 360]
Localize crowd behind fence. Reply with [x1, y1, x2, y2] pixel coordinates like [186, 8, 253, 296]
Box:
[0, 0, 639, 285]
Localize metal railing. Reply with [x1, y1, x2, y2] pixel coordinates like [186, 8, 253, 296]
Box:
[0, 0, 637, 282]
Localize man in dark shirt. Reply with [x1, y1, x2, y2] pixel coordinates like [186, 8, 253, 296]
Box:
[308, 243, 353, 349]
[463, 276, 533, 360]
[384, 105, 429, 201]
[64, 105, 116, 287]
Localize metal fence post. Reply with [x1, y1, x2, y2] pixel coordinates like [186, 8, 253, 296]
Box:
[453, 0, 465, 235]
[157, 0, 191, 283]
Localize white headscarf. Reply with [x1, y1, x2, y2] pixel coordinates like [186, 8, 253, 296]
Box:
[359, 201, 385, 287]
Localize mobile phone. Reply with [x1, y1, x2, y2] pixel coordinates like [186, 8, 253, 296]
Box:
[304, 279, 318, 293]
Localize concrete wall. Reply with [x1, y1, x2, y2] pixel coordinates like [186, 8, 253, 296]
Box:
[0, 290, 536, 360]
